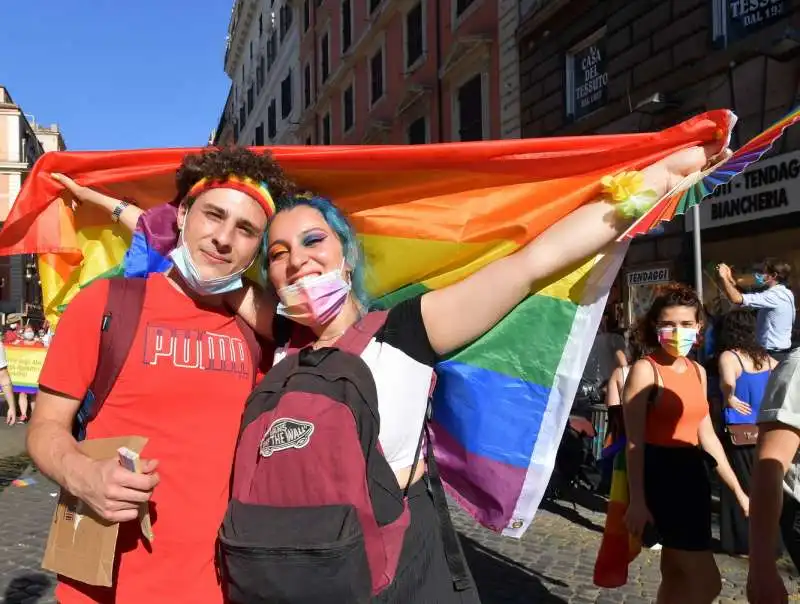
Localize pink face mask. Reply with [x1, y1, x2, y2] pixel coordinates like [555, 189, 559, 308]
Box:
[276, 261, 351, 326]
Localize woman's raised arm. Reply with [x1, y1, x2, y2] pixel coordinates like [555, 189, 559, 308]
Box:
[421, 144, 725, 357]
[52, 172, 144, 233]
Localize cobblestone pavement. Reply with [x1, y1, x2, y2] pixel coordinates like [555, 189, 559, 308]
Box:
[0, 451, 797, 603]
[0, 423, 27, 458]
[0, 455, 56, 604]
[451, 493, 799, 603]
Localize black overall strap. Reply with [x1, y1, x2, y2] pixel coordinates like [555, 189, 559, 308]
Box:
[423, 417, 473, 591]
[403, 374, 437, 497]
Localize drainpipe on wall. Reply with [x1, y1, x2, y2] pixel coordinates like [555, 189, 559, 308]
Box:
[311, 1, 320, 143]
[435, 0, 444, 142]
[727, 61, 740, 148]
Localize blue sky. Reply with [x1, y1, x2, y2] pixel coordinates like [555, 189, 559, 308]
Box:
[1, 1, 233, 150]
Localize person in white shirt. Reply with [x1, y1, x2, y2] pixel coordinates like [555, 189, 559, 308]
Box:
[717, 259, 795, 363]
[747, 348, 800, 603]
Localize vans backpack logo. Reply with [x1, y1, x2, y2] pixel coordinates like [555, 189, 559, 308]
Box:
[259, 418, 315, 457]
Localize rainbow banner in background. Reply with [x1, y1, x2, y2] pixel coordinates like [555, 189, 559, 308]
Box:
[5, 345, 47, 394]
[0, 110, 740, 536]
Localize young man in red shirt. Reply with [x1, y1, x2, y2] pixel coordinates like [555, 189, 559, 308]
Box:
[27, 148, 291, 604]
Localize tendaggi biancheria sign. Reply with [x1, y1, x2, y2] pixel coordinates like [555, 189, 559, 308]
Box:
[686, 150, 800, 231]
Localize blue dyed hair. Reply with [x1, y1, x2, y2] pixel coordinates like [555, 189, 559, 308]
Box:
[262, 194, 371, 311]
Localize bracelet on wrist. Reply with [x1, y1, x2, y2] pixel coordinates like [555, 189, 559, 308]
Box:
[601, 171, 659, 219]
[110, 200, 131, 223]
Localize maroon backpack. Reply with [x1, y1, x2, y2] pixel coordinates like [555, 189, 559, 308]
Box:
[217, 311, 426, 603]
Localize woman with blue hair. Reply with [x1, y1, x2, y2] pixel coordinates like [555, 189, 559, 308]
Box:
[60, 141, 725, 602]
[259, 194, 372, 312]
[224, 142, 725, 602]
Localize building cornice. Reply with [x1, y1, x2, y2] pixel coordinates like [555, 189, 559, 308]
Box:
[225, 0, 260, 77]
[439, 35, 493, 80]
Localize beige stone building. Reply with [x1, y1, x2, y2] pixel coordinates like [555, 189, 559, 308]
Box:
[0, 86, 65, 318]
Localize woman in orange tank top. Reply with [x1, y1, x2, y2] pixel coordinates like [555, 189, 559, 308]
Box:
[622, 283, 749, 604]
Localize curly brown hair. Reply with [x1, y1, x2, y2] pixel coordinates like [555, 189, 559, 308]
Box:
[716, 308, 770, 370]
[172, 146, 297, 204]
[635, 282, 704, 349]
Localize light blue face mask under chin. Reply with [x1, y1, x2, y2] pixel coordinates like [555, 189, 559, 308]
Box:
[168, 237, 254, 296]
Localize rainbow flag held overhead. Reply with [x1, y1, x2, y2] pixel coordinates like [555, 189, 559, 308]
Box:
[0, 109, 783, 537]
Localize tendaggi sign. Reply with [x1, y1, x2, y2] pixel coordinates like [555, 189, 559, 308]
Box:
[627, 268, 671, 286]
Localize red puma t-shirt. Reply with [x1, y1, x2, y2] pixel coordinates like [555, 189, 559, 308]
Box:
[39, 275, 269, 604]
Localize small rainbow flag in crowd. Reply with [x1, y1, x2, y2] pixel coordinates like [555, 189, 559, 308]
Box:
[0, 108, 791, 538]
[593, 441, 642, 587]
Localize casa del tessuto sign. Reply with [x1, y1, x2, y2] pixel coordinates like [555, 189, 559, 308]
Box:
[686, 150, 800, 231]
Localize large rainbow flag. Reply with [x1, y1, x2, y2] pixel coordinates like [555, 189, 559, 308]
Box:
[0, 109, 765, 537]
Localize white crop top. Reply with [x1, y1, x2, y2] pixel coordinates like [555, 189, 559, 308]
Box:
[273, 296, 437, 471]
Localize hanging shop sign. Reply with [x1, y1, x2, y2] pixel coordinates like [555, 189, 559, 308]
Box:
[566, 30, 608, 120]
[712, 0, 788, 46]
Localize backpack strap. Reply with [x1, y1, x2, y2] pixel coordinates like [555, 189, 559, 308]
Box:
[334, 311, 390, 356]
[402, 373, 438, 497]
[87, 277, 147, 420]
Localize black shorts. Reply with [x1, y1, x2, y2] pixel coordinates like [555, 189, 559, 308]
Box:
[372, 478, 481, 603]
[643, 444, 713, 551]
